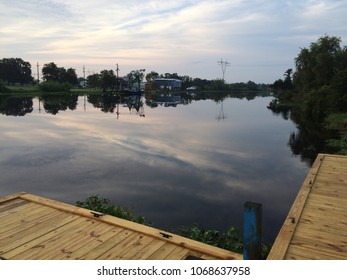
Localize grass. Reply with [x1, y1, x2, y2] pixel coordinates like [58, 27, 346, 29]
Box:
[324, 113, 347, 130]
[2, 85, 104, 96]
[324, 113, 347, 155]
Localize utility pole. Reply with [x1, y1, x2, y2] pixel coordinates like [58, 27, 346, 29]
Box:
[37, 62, 40, 83]
[83, 65, 86, 88]
[116, 63, 119, 79]
[116, 63, 120, 90]
[217, 58, 230, 81]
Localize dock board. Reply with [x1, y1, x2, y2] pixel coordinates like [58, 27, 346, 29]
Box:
[268, 154, 347, 260]
[0, 193, 242, 260]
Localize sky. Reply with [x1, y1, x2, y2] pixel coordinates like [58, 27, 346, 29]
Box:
[1, 0, 346, 83]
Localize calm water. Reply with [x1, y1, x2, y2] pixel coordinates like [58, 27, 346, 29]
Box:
[0, 92, 310, 242]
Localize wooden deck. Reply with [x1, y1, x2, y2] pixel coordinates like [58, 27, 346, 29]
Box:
[0, 192, 242, 260]
[268, 153, 347, 260]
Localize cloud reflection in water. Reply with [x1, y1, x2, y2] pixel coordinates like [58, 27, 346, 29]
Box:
[0, 95, 309, 242]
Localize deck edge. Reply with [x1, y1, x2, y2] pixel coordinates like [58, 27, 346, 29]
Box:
[267, 153, 325, 259]
[0, 192, 27, 204]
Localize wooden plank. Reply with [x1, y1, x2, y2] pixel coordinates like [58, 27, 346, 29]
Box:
[0, 204, 55, 235]
[147, 242, 177, 260]
[2, 214, 84, 259]
[19, 193, 242, 260]
[305, 195, 347, 212]
[289, 235, 347, 259]
[267, 153, 325, 259]
[311, 183, 347, 199]
[299, 213, 347, 236]
[318, 166, 347, 175]
[114, 235, 155, 260]
[318, 156, 347, 166]
[129, 239, 167, 260]
[43, 222, 113, 259]
[80, 229, 134, 259]
[316, 170, 347, 183]
[0, 201, 40, 220]
[321, 160, 347, 168]
[0, 212, 80, 256]
[199, 253, 221, 260]
[301, 205, 347, 225]
[12, 217, 93, 260]
[0, 198, 28, 211]
[0, 204, 57, 234]
[313, 183, 347, 195]
[20, 193, 81, 214]
[0, 208, 61, 239]
[94, 215, 241, 259]
[62, 227, 124, 260]
[0, 192, 26, 204]
[286, 244, 346, 260]
[164, 246, 190, 260]
[293, 226, 347, 247]
[97, 232, 150, 260]
[0, 192, 242, 260]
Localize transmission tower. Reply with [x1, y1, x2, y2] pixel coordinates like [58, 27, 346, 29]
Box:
[217, 58, 230, 81]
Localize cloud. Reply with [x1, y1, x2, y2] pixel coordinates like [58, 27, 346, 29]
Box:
[1, 0, 346, 82]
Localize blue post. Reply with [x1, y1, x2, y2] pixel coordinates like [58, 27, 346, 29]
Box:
[243, 201, 262, 260]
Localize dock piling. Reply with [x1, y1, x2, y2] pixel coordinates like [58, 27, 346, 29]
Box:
[243, 201, 262, 260]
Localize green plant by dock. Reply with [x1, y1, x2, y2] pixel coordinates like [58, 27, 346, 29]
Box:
[76, 195, 272, 259]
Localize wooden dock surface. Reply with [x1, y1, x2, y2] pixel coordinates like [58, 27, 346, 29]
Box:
[268, 153, 347, 260]
[0, 193, 242, 260]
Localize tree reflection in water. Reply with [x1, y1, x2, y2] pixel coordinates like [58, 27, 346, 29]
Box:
[268, 104, 337, 165]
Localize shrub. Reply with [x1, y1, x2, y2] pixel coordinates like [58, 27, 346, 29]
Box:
[0, 80, 11, 93]
[38, 80, 72, 92]
[179, 224, 243, 253]
[179, 224, 272, 259]
[76, 195, 148, 225]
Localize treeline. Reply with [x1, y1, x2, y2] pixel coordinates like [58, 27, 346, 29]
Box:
[270, 35, 347, 155]
[1, 57, 268, 93]
[270, 35, 347, 121]
[0, 59, 79, 92]
[145, 71, 268, 91]
[0, 58, 33, 85]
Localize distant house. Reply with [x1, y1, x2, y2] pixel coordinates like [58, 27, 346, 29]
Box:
[154, 78, 182, 90]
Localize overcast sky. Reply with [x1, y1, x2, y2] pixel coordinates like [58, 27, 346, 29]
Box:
[1, 0, 346, 83]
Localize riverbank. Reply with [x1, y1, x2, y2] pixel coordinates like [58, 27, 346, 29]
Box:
[0, 85, 103, 96]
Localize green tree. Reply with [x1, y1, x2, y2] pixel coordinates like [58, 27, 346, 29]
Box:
[283, 69, 293, 89]
[64, 68, 78, 85]
[294, 35, 342, 91]
[100, 70, 116, 92]
[42, 63, 77, 85]
[127, 69, 145, 91]
[87, 73, 101, 89]
[270, 35, 347, 137]
[0, 58, 33, 84]
[145, 71, 159, 82]
[181, 75, 193, 89]
[42, 62, 61, 82]
[209, 78, 228, 90]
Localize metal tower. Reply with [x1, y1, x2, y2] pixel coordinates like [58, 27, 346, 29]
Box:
[217, 58, 230, 81]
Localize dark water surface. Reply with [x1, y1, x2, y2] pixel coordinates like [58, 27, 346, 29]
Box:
[0, 93, 310, 242]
